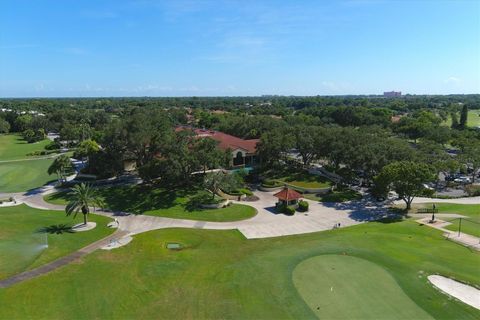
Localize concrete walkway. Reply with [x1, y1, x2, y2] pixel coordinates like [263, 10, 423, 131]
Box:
[21, 188, 390, 240]
[416, 217, 480, 251]
[395, 196, 480, 205]
[4, 182, 476, 288]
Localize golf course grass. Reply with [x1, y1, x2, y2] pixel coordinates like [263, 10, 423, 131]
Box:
[442, 110, 480, 128]
[0, 204, 113, 280]
[277, 172, 332, 189]
[0, 134, 58, 192]
[0, 219, 478, 319]
[293, 255, 432, 319]
[45, 185, 257, 222]
[304, 187, 362, 202]
[413, 203, 480, 237]
[0, 158, 57, 192]
[0, 134, 51, 161]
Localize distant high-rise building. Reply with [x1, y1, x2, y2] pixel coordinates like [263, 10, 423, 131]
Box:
[384, 91, 402, 97]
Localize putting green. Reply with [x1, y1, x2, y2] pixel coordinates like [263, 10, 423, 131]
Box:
[293, 255, 432, 319]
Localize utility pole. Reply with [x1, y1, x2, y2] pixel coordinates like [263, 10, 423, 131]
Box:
[458, 218, 462, 237]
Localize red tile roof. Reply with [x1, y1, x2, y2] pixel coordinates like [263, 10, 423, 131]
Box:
[273, 188, 303, 201]
[176, 126, 259, 154]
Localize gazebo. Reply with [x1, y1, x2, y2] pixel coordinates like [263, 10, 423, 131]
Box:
[273, 187, 302, 207]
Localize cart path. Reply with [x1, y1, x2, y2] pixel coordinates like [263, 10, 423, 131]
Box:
[0, 229, 129, 288]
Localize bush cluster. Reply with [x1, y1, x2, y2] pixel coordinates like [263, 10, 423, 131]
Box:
[465, 185, 480, 196]
[276, 202, 296, 215]
[298, 200, 309, 212]
[262, 179, 283, 188]
[284, 206, 296, 215]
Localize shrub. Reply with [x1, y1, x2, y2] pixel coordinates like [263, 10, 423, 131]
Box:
[276, 202, 286, 213]
[238, 188, 253, 196]
[262, 179, 282, 188]
[45, 141, 61, 150]
[420, 188, 435, 198]
[465, 185, 480, 196]
[284, 206, 296, 215]
[298, 200, 309, 212]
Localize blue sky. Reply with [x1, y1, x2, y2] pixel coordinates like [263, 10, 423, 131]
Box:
[0, 0, 479, 97]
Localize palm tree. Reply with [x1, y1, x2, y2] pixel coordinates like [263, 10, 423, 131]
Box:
[48, 155, 72, 184]
[65, 183, 104, 225]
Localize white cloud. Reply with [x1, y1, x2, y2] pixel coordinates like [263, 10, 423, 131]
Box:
[444, 76, 461, 84]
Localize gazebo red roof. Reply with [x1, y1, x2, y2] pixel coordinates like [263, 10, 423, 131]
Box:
[273, 188, 302, 201]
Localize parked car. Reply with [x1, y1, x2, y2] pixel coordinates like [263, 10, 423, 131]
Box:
[445, 175, 455, 182]
[454, 176, 471, 184]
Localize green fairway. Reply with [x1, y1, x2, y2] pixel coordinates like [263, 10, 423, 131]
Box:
[0, 204, 113, 280]
[467, 110, 480, 127]
[0, 220, 479, 319]
[414, 203, 480, 237]
[45, 185, 257, 222]
[443, 110, 480, 128]
[293, 255, 432, 319]
[0, 158, 56, 192]
[0, 134, 50, 161]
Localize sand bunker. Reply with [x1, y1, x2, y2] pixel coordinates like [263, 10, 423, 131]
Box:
[428, 275, 480, 310]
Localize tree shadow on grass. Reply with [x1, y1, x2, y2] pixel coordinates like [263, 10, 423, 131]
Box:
[98, 184, 197, 215]
[37, 224, 74, 234]
[322, 196, 405, 223]
[23, 179, 58, 196]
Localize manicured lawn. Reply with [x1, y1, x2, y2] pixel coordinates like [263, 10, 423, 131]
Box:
[303, 187, 362, 202]
[0, 158, 56, 192]
[0, 204, 113, 280]
[0, 134, 59, 192]
[45, 185, 257, 222]
[467, 110, 480, 127]
[0, 220, 478, 319]
[293, 255, 432, 319]
[412, 203, 480, 237]
[442, 110, 480, 128]
[277, 172, 332, 189]
[0, 134, 50, 161]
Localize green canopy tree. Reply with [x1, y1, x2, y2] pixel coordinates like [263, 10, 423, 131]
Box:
[294, 126, 317, 166]
[193, 137, 222, 174]
[203, 171, 241, 200]
[75, 139, 100, 161]
[257, 128, 294, 167]
[66, 183, 104, 225]
[459, 104, 468, 129]
[375, 161, 435, 210]
[0, 118, 10, 133]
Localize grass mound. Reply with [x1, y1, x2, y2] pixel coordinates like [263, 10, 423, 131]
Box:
[304, 187, 362, 202]
[293, 255, 432, 319]
[45, 185, 257, 222]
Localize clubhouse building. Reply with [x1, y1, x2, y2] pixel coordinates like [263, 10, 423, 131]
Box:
[176, 126, 259, 167]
